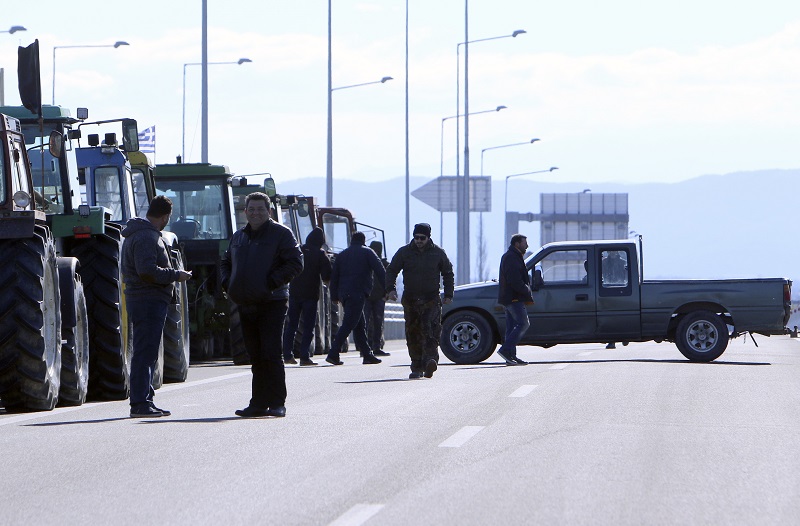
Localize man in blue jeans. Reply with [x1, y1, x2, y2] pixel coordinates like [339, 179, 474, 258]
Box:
[496, 234, 534, 366]
[121, 196, 192, 418]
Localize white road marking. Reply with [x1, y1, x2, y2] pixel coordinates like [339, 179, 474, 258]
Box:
[509, 385, 538, 398]
[439, 426, 485, 448]
[329, 504, 385, 526]
[549, 363, 569, 370]
[577, 351, 593, 357]
[0, 371, 251, 427]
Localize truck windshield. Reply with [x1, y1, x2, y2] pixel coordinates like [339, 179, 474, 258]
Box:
[156, 179, 229, 240]
[20, 123, 66, 214]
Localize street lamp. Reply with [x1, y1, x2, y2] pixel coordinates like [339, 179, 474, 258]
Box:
[480, 138, 540, 176]
[456, 27, 525, 284]
[325, 76, 392, 206]
[52, 41, 129, 104]
[0, 26, 26, 34]
[182, 58, 252, 162]
[504, 167, 558, 242]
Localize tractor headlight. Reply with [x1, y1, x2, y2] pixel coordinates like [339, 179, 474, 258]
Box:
[12, 191, 31, 208]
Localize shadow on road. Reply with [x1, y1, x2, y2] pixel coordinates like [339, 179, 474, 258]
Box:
[25, 417, 131, 426]
[455, 358, 771, 370]
[338, 378, 416, 384]
[25, 416, 260, 426]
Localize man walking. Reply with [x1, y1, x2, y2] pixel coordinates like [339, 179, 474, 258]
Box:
[386, 223, 454, 379]
[496, 234, 534, 365]
[282, 227, 332, 366]
[326, 232, 387, 366]
[121, 195, 192, 418]
[220, 192, 303, 418]
[364, 240, 390, 357]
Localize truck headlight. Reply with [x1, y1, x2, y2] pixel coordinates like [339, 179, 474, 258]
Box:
[12, 191, 31, 208]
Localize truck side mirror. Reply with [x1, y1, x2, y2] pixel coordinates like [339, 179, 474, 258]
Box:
[48, 130, 64, 159]
[532, 269, 543, 291]
[121, 119, 139, 152]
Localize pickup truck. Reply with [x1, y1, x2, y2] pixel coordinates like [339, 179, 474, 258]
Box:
[440, 239, 791, 364]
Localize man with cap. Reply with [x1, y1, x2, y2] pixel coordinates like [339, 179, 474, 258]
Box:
[386, 223, 454, 379]
[326, 232, 387, 366]
[364, 240, 390, 357]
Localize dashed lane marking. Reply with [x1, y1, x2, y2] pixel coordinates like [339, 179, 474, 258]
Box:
[438, 426, 485, 448]
[329, 504, 385, 526]
[549, 363, 569, 370]
[577, 352, 593, 357]
[509, 385, 538, 398]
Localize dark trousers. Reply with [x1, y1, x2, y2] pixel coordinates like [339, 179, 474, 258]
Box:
[128, 298, 168, 407]
[282, 298, 318, 360]
[402, 296, 442, 372]
[363, 298, 385, 352]
[240, 300, 288, 410]
[498, 301, 530, 357]
[329, 294, 371, 359]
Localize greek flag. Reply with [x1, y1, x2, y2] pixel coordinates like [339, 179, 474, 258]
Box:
[138, 125, 156, 154]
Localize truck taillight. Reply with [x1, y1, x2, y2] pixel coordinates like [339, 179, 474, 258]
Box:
[73, 225, 92, 239]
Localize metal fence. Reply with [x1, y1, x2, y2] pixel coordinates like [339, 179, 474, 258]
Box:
[384, 302, 405, 340]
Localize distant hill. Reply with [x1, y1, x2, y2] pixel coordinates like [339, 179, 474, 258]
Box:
[274, 169, 800, 284]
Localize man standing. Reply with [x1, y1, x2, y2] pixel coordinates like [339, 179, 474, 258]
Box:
[496, 234, 534, 366]
[220, 192, 303, 418]
[364, 240, 390, 357]
[282, 227, 332, 366]
[121, 195, 192, 418]
[386, 223, 454, 379]
[326, 232, 387, 366]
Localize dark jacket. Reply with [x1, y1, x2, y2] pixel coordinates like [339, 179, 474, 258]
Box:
[386, 239, 454, 302]
[121, 217, 180, 303]
[289, 227, 332, 301]
[330, 240, 387, 303]
[498, 245, 533, 306]
[220, 219, 303, 305]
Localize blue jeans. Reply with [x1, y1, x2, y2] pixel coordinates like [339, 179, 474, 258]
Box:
[282, 298, 318, 360]
[498, 301, 530, 357]
[240, 300, 288, 410]
[128, 298, 168, 407]
[329, 294, 371, 359]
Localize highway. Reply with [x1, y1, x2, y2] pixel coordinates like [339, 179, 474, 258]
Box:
[2, 335, 800, 525]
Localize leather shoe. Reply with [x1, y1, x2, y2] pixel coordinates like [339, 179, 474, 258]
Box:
[130, 406, 164, 418]
[235, 406, 269, 418]
[374, 350, 391, 356]
[513, 357, 528, 366]
[325, 356, 344, 366]
[267, 406, 286, 418]
[423, 359, 438, 378]
[409, 371, 423, 379]
[497, 349, 518, 365]
[149, 403, 171, 416]
[362, 354, 382, 364]
[284, 356, 298, 365]
[299, 359, 317, 366]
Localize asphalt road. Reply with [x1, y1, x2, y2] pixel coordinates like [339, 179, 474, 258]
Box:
[2, 335, 800, 525]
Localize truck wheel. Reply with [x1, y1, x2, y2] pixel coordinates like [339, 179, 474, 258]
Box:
[0, 226, 62, 411]
[57, 259, 89, 406]
[73, 227, 130, 400]
[440, 312, 496, 364]
[163, 249, 191, 381]
[228, 305, 249, 365]
[675, 310, 729, 362]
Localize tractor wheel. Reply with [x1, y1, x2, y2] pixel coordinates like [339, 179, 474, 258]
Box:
[57, 258, 89, 406]
[72, 226, 129, 400]
[0, 226, 62, 412]
[163, 249, 191, 381]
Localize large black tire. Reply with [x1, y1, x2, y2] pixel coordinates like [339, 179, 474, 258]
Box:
[440, 311, 496, 364]
[228, 304, 249, 365]
[0, 226, 62, 412]
[57, 258, 89, 406]
[163, 249, 191, 381]
[72, 226, 129, 400]
[675, 310, 729, 362]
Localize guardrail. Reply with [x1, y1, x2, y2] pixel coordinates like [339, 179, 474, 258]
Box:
[384, 302, 405, 340]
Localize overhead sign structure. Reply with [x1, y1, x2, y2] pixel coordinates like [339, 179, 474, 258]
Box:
[412, 176, 491, 213]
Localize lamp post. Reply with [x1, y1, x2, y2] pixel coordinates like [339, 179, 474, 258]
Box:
[182, 58, 251, 162]
[52, 41, 129, 105]
[325, 76, 392, 206]
[456, 27, 525, 284]
[0, 26, 26, 34]
[504, 167, 558, 242]
[480, 138, 539, 176]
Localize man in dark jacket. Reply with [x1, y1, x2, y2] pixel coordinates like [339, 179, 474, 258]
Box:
[364, 240, 390, 357]
[386, 223, 454, 379]
[282, 227, 332, 366]
[121, 195, 192, 418]
[220, 192, 303, 418]
[326, 232, 387, 366]
[496, 233, 534, 365]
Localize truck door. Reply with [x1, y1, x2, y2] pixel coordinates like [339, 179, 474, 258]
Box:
[596, 246, 641, 340]
[526, 247, 596, 341]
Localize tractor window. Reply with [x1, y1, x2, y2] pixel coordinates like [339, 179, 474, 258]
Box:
[321, 212, 352, 254]
[157, 180, 229, 240]
[131, 169, 149, 217]
[0, 139, 6, 203]
[21, 123, 66, 214]
[93, 166, 124, 221]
